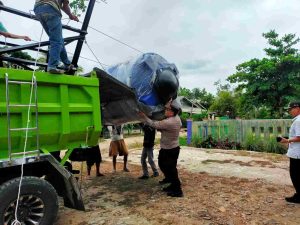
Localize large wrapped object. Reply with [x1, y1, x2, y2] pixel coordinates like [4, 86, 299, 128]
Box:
[106, 53, 179, 112]
[95, 53, 180, 125]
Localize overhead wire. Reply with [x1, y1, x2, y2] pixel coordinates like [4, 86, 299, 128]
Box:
[28, 38, 110, 69]
[96, 0, 108, 4]
[84, 39, 106, 70]
[83, 22, 144, 54]
[73, 1, 144, 66]
[70, 21, 144, 69]
[66, 51, 110, 67]
[71, 12, 143, 54]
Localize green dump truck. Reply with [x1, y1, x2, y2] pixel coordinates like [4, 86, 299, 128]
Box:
[0, 68, 102, 224]
[0, 2, 143, 224]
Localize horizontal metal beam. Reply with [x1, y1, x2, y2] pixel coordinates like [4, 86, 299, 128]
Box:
[0, 35, 84, 54]
[0, 5, 86, 34]
[0, 41, 48, 54]
[0, 56, 47, 67]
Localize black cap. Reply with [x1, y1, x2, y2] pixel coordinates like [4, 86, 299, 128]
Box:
[170, 99, 182, 110]
[153, 68, 179, 104]
[288, 101, 300, 109]
[169, 99, 182, 115]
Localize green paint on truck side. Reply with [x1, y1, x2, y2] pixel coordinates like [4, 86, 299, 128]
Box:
[0, 68, 102, 160]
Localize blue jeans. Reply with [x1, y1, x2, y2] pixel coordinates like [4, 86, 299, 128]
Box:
[34, 4, 70, 70]
[141, 147, 158, 176]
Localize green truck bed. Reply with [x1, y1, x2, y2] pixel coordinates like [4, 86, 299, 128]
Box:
[0, 68, 102, 160]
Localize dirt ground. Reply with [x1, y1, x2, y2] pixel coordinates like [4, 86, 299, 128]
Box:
[55, 135, 300, 225]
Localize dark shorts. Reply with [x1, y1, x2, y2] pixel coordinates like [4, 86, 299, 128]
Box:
[86, 145, 102, 166]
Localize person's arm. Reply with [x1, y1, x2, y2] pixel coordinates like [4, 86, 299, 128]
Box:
[281, 120, 300, 144]
[0, 31, 31, 41]
[139, 112, 171, 130]
[62, 0, 79, 22]
[281, 136, 300, 144]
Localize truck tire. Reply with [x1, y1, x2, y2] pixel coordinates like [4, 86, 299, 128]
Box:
[0, 176, 59, 225]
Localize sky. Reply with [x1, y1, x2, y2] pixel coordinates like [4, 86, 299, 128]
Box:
[2, 0, 300, 94]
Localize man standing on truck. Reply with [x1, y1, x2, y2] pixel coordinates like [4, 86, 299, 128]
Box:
[34, 0, 79, 74]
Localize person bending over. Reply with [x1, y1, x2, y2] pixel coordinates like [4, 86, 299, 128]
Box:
[139, 99, 183, 197]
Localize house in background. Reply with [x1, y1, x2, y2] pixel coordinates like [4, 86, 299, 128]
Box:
[177, 96, 207, 114]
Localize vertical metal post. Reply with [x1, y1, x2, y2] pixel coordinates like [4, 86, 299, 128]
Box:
[5, 73, 12, 162]
[187, 119, 192, 145]
[71, 0, 96, 70]
[33, 76, 40, 159]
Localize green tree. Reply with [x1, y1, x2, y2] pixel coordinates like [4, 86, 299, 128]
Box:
[191, 88, 214, 109]
[209, 90, 238, 118]
[10, 51, 34, 61]
[227, 30, 300, 118]
[214, 80, 231, 93]
[69, 0, 87, 16]
[2, 50, 35, 69]
[179, 87, 192, 98]
[179, 87, 214, 109]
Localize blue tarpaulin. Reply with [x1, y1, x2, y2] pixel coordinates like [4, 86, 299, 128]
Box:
[106, 52, 179, 107]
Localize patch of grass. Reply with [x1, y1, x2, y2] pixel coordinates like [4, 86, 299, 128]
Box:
[179, 136, 187, 146]
[154, 138, 160, 145]
[123, 133, 143, 138]
[128, 141, 143, 149]
[189, 133, 286, 155]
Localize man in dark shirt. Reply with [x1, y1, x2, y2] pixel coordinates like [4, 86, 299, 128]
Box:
[138, 124, 159, 179]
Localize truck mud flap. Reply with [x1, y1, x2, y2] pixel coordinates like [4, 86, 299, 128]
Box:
[45, 155, 85, 211]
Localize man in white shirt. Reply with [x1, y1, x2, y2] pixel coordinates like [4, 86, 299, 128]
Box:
[280, 101, 300, 203]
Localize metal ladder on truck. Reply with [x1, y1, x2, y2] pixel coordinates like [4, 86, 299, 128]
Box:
[5, 73, 40, 162]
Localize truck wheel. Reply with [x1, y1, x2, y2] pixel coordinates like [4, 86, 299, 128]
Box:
[0, 176, 59, 225]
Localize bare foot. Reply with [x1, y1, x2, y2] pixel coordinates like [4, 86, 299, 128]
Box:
[123, 168, 130, 172]
[97, 173, 105, 177]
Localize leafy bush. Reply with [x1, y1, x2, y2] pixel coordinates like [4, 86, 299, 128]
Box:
[194, 136, 242, 150]
[198, 136, 217, 148]
[243, 133, 286, 154]
[191, 135, 204, 148]
[190, 134, 285, 153]
[243, 133, 265, 152]
[179, 136, 187, 146]
[180, 112, 208, 128]
[192, 112, 208, 121]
